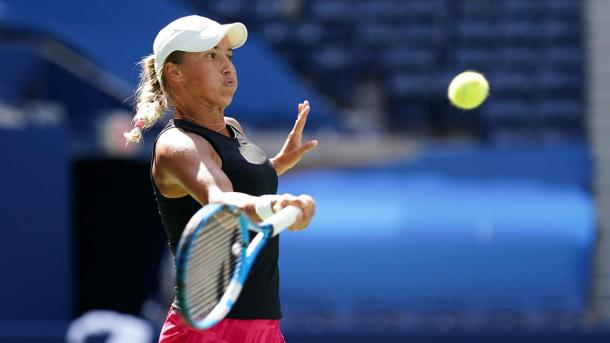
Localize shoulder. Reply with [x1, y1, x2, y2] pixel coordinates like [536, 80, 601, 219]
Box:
[156, 127, 195, 157]
[155, 127, 218, 165]
[225, 116, 245, 135]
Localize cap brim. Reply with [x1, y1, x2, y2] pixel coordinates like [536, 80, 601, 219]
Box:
[179, 22, 248, 53]
[223, 22, 248, 49]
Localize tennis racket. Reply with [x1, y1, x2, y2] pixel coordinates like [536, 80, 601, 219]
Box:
[175, 203, 301, 329]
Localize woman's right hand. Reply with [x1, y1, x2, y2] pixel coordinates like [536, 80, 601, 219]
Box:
[270, 194, 316, 231]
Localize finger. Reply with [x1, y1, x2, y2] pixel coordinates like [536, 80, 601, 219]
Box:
[298, 208, 312, 227]
[291, 104, 310, 136]
[273, 194, 313, 229]
[272, 194, 291, 212]
[299, 197, 315, 223]
[294, 195, 314, 227]
[289, 224, 303, 232]
[282, 202, 306, 230]
[300, 104, 310, 116]
[288, 211, 306, 231]
[287, 110, 308, 144]
[297, 140, 318, 155]
[297, 210, 306, 228]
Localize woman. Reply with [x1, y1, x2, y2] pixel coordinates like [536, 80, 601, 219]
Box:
[124, 15, 317, 342]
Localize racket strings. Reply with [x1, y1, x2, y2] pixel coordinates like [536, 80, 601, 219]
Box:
[188, 221, 237, 263]
[187, 214, 241, 266]
[186, 257, 233, 304]
[184, 211, 243, 318]
[186, 213, 237, 278]
[186, 216, 237, 315]
[188, 227, 242, 315]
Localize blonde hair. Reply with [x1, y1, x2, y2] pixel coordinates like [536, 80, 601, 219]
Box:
[124, 52, 183, 143]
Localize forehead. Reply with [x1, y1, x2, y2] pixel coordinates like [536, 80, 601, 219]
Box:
[212, 37, 232, 50]
[181, 37, 233, 60]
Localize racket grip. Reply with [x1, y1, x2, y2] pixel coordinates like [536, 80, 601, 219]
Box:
[260, 205, 301, 236]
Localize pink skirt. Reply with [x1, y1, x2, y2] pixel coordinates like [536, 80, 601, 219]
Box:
[159, 307, 286, 343]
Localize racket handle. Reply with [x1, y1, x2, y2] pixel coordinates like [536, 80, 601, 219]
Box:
[260, 205, 301, 236]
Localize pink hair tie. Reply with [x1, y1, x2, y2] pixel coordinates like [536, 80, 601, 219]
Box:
[134, 118, 145, 129]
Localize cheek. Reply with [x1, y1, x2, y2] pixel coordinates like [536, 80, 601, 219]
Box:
[185, 74, 204, 90]
[187, 66, 212, 87]
[232, 66, 238, 87]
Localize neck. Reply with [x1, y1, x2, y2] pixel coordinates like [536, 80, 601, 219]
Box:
[172, 99, 228, 134]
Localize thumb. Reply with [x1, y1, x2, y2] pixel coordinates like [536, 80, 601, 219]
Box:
[300, 140, 318, 153]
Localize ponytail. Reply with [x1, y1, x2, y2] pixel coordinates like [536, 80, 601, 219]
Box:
[124, 55, 169, 143]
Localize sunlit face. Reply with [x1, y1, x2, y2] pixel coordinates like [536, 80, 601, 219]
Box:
[172, 37, 238, 109]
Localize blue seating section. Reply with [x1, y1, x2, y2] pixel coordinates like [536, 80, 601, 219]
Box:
[0, 0, 339, 133]
[188, 0, 584, 140]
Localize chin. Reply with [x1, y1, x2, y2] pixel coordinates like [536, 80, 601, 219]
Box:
[222, 94, 235, 106]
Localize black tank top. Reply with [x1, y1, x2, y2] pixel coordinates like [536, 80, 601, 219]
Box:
[151, 118, 281, 319]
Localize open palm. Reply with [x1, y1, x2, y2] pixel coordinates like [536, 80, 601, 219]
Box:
[271, 100, 318, 175]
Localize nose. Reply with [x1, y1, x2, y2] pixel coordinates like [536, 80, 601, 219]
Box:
[221, 56, 233, 76]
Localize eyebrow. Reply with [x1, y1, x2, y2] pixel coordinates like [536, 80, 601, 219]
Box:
[212, 46, 234, 53]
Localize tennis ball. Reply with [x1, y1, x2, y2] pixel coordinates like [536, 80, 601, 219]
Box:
[448, 71, 489, 110]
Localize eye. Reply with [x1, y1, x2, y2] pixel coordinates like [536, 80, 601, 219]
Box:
[227, 54, 234, 61]
[207, 52, 217, 59]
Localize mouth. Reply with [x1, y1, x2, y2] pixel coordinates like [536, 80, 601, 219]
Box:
[224, 78, 236, 88]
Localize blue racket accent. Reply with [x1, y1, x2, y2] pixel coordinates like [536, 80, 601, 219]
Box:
[175, 203, 300, 330]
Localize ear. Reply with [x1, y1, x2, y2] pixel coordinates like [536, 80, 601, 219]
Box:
[164, 62, 183, 82]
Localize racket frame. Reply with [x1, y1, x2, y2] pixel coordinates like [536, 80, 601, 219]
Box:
[175, 204, 249, 329]
[176, 203, 291, 329]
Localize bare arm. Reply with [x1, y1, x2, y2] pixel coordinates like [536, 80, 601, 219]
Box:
[153, 128, 315, 228]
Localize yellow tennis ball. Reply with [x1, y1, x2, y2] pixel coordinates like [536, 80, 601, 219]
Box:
[448, 71, 489, 110]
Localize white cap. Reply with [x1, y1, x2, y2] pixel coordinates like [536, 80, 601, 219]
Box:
[152, 15, 248, 82]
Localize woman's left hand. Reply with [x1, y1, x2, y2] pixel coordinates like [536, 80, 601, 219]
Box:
[271, 100, 318, 175]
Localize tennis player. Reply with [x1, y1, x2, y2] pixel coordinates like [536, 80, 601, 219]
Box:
[124, 15, 317, 342]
